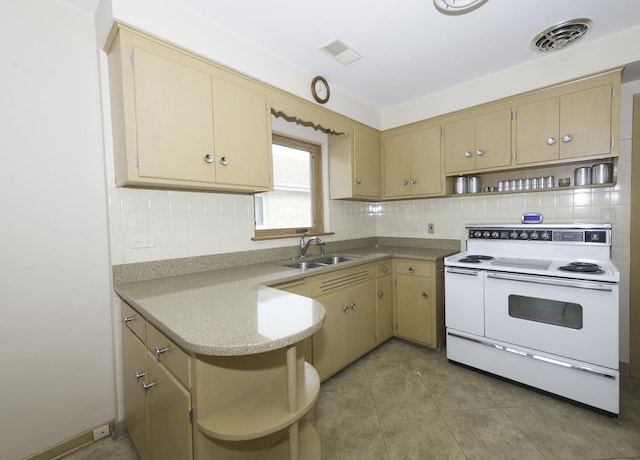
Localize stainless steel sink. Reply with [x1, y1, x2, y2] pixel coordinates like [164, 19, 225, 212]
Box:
[280, 255, 358, 269]
[311, 256, 358, 265]
[281, 261, 327, 269]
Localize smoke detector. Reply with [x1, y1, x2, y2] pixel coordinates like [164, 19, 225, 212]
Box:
[531, 18, 592, 53]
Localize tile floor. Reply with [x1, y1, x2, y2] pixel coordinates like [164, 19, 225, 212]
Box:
[64, 339, 640, 460]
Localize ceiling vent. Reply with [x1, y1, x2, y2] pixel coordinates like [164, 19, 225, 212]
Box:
[320, 39, 363, 66]
[531, 18, 592, 53]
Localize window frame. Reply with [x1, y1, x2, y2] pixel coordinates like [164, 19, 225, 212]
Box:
[253, 133, 325, 240]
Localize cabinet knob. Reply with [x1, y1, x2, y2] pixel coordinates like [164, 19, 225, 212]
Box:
[123, 315, 136, 324]
[141, 381, 156, 392]
[402, 179, 409, 186]
[476, 149, 484, 156]
[343, 306, 349, 313]
[134, 371, 146, 382]
[219, 156, 229, 166]
[356, 177, 362, 184]
[204, 153, 214, 163]
[350, 302, 357, 310]
[410, 178, 417, 185]
[562, 134, 573, 143]
[408, 267, 415, 273]
[154, 345, 169, 360]
[422, 291, 429, 298]
[383, 267, 388, 273]
[546, 137, 556, 145]
[465, 151, 473, 158]
[378, 291, 384, 298]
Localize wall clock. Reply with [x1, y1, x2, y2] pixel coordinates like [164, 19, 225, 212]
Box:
[311, 76, 330, 104]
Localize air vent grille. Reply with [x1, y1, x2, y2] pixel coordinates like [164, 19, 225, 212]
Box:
[531, 18, 592, 53]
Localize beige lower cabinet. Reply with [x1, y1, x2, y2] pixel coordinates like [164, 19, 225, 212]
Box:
[122, 301, 320, 460]
[121, 303, 193, 460]
[309, 265, 377, 381]
[375, 262, 394, 344]
[394, 259, 444, 349]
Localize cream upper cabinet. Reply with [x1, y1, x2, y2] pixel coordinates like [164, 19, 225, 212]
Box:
[516, 84, 613, 165]
[107, 25, 272, 193]
[443, 108, 512, 174]
[329, 127, 381, 200]
[383, 125, 442, 198]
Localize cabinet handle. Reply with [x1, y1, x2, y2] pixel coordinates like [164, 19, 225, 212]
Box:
[410, 178, 417, 185]
[546, 137, 556, 145]
[402, 179, 409, 186]
[356, 177, 362, 184]
[465, 151, 473, 158]
[562, 134, 573, 143]
[123, 315, 135, 324]
[408, 267, 415, 273]
[476, 149, 484, 156]
[378, 291, 384, 297]
[382, 267, 388, 273]
[204, 153, 214, 163]
[343, 306, 350, 313]
[350, 302, 357, 310]
[219, 156, 229, 166]
[422, 291, 429, 298]
[135, 371, 146, 382]
[141, 381, 156, 392]
[154, 345, 169, 360]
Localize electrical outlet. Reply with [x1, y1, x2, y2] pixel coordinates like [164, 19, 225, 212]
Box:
[92, 424, 110, 441]
[131, 235, 155, 249]
[428, 223, 435, 234]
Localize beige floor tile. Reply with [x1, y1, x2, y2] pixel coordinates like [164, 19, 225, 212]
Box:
[379, 411, 465, 460]
[369, 372, 437, 414]
[363, 340, 416, 378]
[423, 371, 498, 411]
[315, 415, 388, 460]
[314, 372, 377, 420]
[62, 436, 139, 460]
[442, 407, 545, 459]
[502, 405, 622, 459]
[621, 375, 640, 400]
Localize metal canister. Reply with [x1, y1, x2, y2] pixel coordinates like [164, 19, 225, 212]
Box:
[454, 176, 468, 194]
[531, 177, 538, 189]
[538, 176, 547, 189]
[574, 167, 592, 186]
[468, 176, 481, 193]
[591, 163, 612, 184]
[546, 175, 555, 188]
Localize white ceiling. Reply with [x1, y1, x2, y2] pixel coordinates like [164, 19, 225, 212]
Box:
[66, 0, 640, 110]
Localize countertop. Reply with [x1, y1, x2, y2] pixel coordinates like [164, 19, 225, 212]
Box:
[114, 245, 459, 357]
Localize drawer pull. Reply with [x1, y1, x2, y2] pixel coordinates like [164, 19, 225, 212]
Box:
[141, 381, 156, 391]
[135, 371, 146, 382]
[408, 267, 415, 273]
[378, 291, 384, 298]
[123, 316, 136, 324]
[383, 267, 388, 273]
[422, 291, 429, 298]
[154, 345, 169, 360]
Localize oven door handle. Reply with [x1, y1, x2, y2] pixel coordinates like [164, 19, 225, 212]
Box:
[446, 267, 480, 276]
[486, 272, 614, 292]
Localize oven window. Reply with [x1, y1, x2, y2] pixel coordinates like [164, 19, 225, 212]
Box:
[508, 295, 583, 329]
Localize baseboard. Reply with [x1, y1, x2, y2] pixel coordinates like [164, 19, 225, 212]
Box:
[25, 421, 114, 460]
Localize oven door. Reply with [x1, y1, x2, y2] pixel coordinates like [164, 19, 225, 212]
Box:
[484, 271, 618, 368]
[445, 267, 484, 335]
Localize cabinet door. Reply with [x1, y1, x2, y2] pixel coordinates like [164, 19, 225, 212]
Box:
[146, 355, 193, 460]
[396, 274, 434, 347]
[312, 290, 350, 380]
[211, 78, 271, 188]
[443, 116, 475, 174]
[410, 126, 442, 195]
[353, 129, 381, 198]
[122, 327, 149, 460]
[560, 84, 612, 159]
[516, 97, 559, 165]
[383, 133, 412, 197]
[132, 46, 215, 183]
[475, 108, 512, 170]
[376, 275, 394, 344]
[347, 280, 377, 361]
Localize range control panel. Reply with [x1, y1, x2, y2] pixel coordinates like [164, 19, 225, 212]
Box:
[466, 226, 609, 244]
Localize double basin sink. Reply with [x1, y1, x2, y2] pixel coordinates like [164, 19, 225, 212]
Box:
[281, 255, 358, 270]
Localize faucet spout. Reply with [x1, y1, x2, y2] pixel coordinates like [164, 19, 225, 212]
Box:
[300, 236, 324, 257]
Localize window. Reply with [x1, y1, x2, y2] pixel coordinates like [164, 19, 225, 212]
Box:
[254, 134, 324, 238]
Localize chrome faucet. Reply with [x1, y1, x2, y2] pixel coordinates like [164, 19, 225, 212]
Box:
[299, 233, 324, 258]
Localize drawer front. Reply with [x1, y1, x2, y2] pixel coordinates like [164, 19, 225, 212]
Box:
[395, 259, 433, 277]
[376, 262, 392, 277]
[122, 301, 146, 342]
[146, 323, 191, 389]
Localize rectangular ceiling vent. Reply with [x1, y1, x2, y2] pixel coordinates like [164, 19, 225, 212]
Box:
[320, 39, 363, 66]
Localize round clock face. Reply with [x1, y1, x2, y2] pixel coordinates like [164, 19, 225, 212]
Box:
[311, 76, 330, 104]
